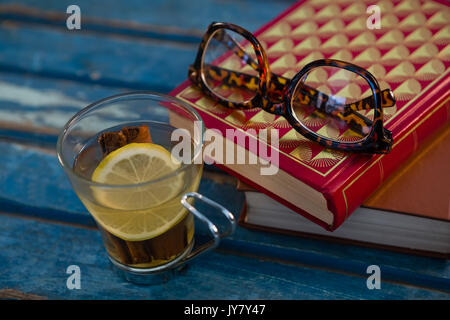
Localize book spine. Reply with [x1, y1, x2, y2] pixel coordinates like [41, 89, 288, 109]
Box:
[216, 162, 334, 230]
[329, 91, 450, 230]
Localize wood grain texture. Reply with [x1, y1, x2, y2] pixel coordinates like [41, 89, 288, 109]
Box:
[0, 288, 47, 300]
[0, 25, 195, 93]
[1, 141, 449, 292]
[0, 213, 448, 299]
[0, 0, 295, 95]
[0, 0, 448, 298]
[0, 0, 295, 34]
[0, 0, 292, 138]
[0, 73, 128, 145]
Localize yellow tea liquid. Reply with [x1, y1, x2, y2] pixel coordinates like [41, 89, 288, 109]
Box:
[73, 122, 202, 268]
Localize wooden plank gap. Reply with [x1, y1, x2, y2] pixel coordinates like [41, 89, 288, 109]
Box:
[0, 288, 47, 300]
[217, 239, 450, 293]
[0, 4, 203, 45]
[0, 210, 97, 231]
[0, 63, 174, 93]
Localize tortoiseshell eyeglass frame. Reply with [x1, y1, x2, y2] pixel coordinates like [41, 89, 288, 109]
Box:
[188, 22, 394, 154]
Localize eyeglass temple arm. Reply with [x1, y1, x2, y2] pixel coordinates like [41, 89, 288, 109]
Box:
[215, 31, 395, 112]
[263, 71, 394, 141]
[204, 64, 395, 141]
[204, 64, 393, 135]
[272, 73, 396, 115]
[209, 33, 394, 139]
[268, 71, 394, 140]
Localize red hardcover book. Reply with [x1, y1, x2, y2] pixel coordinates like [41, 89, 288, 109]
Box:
[170, 0, 450, 231]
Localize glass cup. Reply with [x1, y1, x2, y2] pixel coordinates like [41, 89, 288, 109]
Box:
[57, 92, 235, 284]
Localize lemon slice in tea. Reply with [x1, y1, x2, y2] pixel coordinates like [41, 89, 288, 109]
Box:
[90, 142, 188, 241]
[91, 198, 189, 241]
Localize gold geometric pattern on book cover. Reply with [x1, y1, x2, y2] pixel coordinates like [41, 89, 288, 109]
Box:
[177, 0, 450, 175]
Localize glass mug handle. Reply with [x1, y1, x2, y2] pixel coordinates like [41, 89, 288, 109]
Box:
[180, 192, 236, 263]
[109, 191, 236, 284]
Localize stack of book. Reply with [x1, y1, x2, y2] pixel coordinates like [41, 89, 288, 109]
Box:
[171, 0, 450, 256]
[239, 125, 450, 257]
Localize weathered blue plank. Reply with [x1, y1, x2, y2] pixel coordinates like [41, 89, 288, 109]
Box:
[0, 73, 184, 145]
[0, 0, 296, 93]
[0, 213, 448, 299]
[0, 0, 295, 34]
[221, 237, 450, 293]
[0, 0, 296, 135]
[0, 141, 449, 292]
[0, 143, 89, 222]
[0, 0, 292, 139]
[0, 8, 203, 45]
[0, 73, 128, 145]
[0, 25, 195, 93]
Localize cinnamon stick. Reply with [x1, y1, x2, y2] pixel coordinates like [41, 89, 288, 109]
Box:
[126, 241, 154, 265]
[98, 125, 152, 156]
[101, 229, 133, 265]
[122, 126, 152, 144]
[98, 130, 127, 155]
[97, 125, 154, 265]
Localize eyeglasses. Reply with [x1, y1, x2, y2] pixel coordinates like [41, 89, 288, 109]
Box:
[188, 22, 395, 154]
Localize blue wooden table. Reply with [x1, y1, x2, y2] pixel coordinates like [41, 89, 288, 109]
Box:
[0, 0, 449, 300]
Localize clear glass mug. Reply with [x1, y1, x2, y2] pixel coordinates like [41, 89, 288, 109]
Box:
[56, 92, 235, 284]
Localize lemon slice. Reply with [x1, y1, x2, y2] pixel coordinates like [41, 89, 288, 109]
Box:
[90, 198, 188, 241]
[92, 143, 180, 185]
[89, 142, 188, 241]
